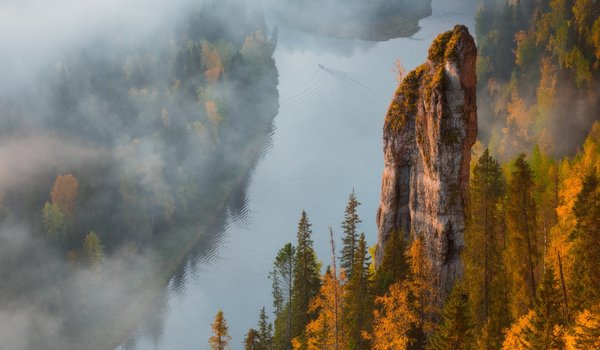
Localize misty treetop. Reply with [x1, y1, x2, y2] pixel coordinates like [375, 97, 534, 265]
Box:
[0, 0, 279, 348]
[476, 0, 600, 159]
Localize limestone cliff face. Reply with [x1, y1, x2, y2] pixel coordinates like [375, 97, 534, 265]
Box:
[376, 25, 477, 298]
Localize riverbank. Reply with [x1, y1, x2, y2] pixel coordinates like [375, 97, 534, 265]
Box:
[269, 1, 432, 40]
[82, 119, 277, 350]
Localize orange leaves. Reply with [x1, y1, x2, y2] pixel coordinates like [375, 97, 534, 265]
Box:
[502, 310, 535, 349]
[370, 281, 419, 350]
[304, 271, 347, 350]
[569, 306, 600, 349]
[51, 174, 78, 218]
[205, 100, 223, 129]
[368, 238, 437, 350]
[202, 42, 223, 85]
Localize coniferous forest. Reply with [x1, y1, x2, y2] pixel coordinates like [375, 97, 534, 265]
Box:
[215, 1, 600, 349]
[1, 0, 600, 349]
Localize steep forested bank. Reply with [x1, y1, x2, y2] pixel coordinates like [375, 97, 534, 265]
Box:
[0, 0, 278, 349]
[476, 0, 600, 159]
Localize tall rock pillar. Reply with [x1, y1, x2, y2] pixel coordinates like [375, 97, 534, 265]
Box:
[376, 25, 477, 298]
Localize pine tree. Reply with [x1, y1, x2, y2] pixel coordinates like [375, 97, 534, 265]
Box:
[502, 267, 566, 350]
[570, 172, 600, 309]
[506, 154, 539, 319]
[82, 231, 104, 267]
[344, 233, 373, 350]
[427, 283, 474, 350]
[374, 229, 409, 295]
[405, 237, 437, 348]
[291, 211, 321, 349]
[340, 191, 361, 277]
[528, 266, 566, 349]
[271, 243, 295, 350]
[464, 149, 509, 348]
[256, 306, 273, 350]
[209, 310, 231, 350]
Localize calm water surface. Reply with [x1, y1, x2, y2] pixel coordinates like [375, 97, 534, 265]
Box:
[121, 1, 476, 348]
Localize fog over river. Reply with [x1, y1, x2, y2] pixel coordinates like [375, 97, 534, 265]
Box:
[122, 1, 477, 348]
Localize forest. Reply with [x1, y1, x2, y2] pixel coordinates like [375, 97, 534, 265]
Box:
[266, 0, 433, 40]
[1, 0, 599, 349]
[207, 1, 600, 349]
[213, 129, 600, 350]
[0, 0, 279, 348]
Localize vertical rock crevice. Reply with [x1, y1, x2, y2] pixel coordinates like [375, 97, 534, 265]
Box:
[376, 25, 477, 300]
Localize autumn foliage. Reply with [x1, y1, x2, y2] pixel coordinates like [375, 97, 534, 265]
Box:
[51, 174, 79, 218]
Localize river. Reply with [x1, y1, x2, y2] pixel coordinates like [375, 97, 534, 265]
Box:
[120, 1, 476, 348]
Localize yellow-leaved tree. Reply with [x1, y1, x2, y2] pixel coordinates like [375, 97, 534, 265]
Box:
[369, 237, 437, 350]
[301, 269, 348, 350]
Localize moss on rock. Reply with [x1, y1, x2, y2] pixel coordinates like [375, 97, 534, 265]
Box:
[385, 63, 427, 132]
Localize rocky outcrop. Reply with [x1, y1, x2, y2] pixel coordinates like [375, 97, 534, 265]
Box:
[376, 25, 477, 298]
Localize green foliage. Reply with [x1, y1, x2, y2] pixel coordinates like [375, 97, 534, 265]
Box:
[340, 190, 362, 277]
[477, 0, 600, 159]
[42, 201, 66, 240]
[291, 211, 321, 346]
[570, 172, 600, 309]
[565, 48, 592, 87]
[427, 25, 465, 64]
[428, 31, 453, 63]
[82, 231, 104, 267]
[506, 154, 539, 318]
[255, 307, 274, 350]
[464, 149, 509, 348]
[386, 64, 425, 132]
[271, 243, 295, 350]
[529, 266, 566, 349]
[344, 233, 373, 350]
[427, 283, 474, 350]
[374, 229, 409, 295]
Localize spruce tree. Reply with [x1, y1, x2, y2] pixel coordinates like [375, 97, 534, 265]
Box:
[270, 243, 295, 350]
[464, 149, 509, 348]
[256, 306, 273, 350]
[82, 231, 104, 267]
[344, 233, 373, 350]
[506, 154, 539, 318]
[340, 190, 362, 277]
[374, 229, 409, 295]
[528, 266, 565, 349]
[427, 283, 474, 350]
[570, 172, 600, 309]
[406, 237, 437, 349]
[290, 211, 321, 348]
[209, 310, 231, 350]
